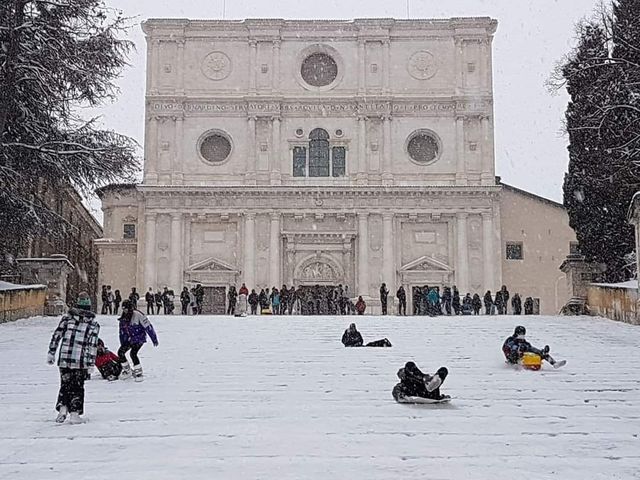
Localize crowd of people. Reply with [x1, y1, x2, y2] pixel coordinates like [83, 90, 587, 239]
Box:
[100, 282, 536, 316]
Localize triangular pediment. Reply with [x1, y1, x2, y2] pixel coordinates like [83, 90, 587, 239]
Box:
[400, 255, 452, 272]
[187, 257, 237, 272]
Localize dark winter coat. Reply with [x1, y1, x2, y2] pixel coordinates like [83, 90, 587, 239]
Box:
[391, 363, 448, 401]
[180, 290, 190, 305]
[355, 298, 366, 314]
[258, 291, 269, 309]
[472, 294, 482, 311]
[118, 310, 158, 346]
[511, 294, 522, 314]
[341, 329, 364, 347]
[502, 335, 545, 363]
[396, 287, 406, 301]
[452, 290, 461, 310]
[145, 291, 154, 304]
[524, 297, 534, 315]
[248, 292, 259, 306]
[483, 292, 493, 309]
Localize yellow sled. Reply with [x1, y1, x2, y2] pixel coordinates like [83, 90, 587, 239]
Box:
[521, 352, 542, 371]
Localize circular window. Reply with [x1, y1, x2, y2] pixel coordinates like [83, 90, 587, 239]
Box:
[407, 131, 440, 164]
[335, 129, 343, 137]
[199, 133, 232, 163]
[295, 128, 304, 137]
[301, 53, 338, 87]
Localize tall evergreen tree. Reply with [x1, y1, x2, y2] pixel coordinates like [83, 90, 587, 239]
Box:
[560, 16, 640, 282]
[0, 0, 138, 266]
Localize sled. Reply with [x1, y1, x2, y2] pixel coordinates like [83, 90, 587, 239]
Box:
[234, 313, 247, 318]
[396, 395, 452, 405]
[521, 352, 542, 370]
[261, 308, 272, 315]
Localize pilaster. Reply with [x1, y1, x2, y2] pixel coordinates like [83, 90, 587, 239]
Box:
[144, 116, 159, 185]
[246, 116, 257, 185]
[382, 212, 395, 301]
[169, 213, 183, 289]
[455, 115, 468, 186]
[482, 212, 495, 292]
[172, 116, 184, 186]
[269, 212, 281, 288]
[270, 116, 281, 185]
[144, 212, 157, 289]
[243, 213, 256, 288]
[357, 212, 369, 297]
[456, 212, 469, 294]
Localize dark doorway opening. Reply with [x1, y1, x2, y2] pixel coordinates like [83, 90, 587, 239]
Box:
[202, 286, 226, 314]
[297, 285, 338, 315]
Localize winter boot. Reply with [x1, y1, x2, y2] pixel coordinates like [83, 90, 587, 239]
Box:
[68, 412, 84, 424]
[133, 365, 143, 382]
[55, 406, 68, 423]
[120, 362, 132, 380]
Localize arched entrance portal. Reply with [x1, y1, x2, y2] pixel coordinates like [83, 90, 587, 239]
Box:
[294, 254, 345, 315]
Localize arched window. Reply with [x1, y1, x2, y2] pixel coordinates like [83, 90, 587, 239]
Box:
[291, 128, 347, 178]
[308, 128, 330, 177]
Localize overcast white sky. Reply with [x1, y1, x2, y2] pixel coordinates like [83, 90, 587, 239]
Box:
[89, 0, 601, 209]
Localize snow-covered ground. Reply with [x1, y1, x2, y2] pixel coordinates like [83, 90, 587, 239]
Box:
[1, 314, 639, 480]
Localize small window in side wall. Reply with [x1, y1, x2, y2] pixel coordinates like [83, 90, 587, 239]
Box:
[293, 146, 306, 177]
[570, 241, 580, 255]
[506, 242, 523, 260]
[123, 224, 136, 239]
[332, 146, 346, 177]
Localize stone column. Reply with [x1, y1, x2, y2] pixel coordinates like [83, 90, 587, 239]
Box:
[144, 212, 157, 290]
[456, 212, 469, 294]
[357, 116, 368, 184]
[150, 39, 160, 95]
[172, 116, 184, 185]
[183, 214, 191, 272]
[455, 116, 467, 186]
[270, 116, 281, 185]
[358, 40, 366, 95]
[169, 213, 183, 290]
[176, 39, 185, 94]
[482, 212, 495, 292]
[249, 40, 257, 94]
[144, 116, 159, 185]
[382, 115, 393, 184]
[243, 213, 256, 289]
[382, 213, 395, 299]
[357, 213, 369, 297]
[481, 115, 494, 185]
[269, 213, 281, 288]
[383, 40, 391, 93]
[454, 37, 464, 94]
[272, 40, 281, 92]
[246, 116, 257, 184]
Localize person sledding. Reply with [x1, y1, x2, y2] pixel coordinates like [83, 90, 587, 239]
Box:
[95, 339, 123, 381]
[341, 323, 392, 347]
[502, 326, 565, 369]
[392, 362, 449, 403]
[117, 299, 159, 381]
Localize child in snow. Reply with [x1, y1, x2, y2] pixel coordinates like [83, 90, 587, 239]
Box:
[117, 299, 159, 380]
[47, 292, 100, 424]
[355, 296, 366, 315]
[502, 326, 559, 366]
[392, 362, 449, 402]
[341, 323, 392, 347]
[95, 338, 123, 381]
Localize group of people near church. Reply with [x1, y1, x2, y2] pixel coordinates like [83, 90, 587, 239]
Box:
[101, 282, 535, 317]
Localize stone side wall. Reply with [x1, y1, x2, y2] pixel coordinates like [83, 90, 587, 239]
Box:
[0, 286, 46, 323]
[587, 284, 639, 325]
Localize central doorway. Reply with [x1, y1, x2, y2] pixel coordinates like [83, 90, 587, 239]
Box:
[202, 286, 226, 314]
[296, 285, 338, 315]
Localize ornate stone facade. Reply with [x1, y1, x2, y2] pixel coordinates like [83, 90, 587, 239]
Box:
[95, 18, 575, 314]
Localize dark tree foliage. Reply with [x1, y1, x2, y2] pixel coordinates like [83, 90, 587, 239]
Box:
[559, 1, 640, 282]
[0, 0, 138, 264]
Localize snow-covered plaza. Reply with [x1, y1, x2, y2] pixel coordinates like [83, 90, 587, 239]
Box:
[0, 314, 639, 480]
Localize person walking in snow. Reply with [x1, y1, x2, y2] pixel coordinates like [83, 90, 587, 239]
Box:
[47, 292, 100, 423]
[117, 299, 159, 381]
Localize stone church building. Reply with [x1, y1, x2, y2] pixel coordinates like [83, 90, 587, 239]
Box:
[96, 18, 575, 314]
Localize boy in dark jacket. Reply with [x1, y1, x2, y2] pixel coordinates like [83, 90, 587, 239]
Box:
[502, 326, 559, 366]
[47, 292, 100, 423]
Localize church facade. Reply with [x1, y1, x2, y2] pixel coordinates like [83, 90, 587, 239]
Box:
[96, 18, 575, 314]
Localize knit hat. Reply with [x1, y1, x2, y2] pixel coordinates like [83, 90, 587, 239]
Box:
[77, 291, 92, 311]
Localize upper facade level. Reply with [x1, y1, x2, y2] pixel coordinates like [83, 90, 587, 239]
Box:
[142, 18, 498, 187]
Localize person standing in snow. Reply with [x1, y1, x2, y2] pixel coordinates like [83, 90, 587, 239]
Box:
[105, 286, 114, 314]
[355, 296, 366, 315]
[180, 287, 190, 315]
[441, 286, 452, 315]
[47, 292, 100, 423]
[248, 289, 259, 315]
[511, 293, 522, 315]
[144, 288, 154, 315]
[380, 283, 389, 315]
[452, 286, 461, 315]
[483, 290, 493, 315]
[227, 286, 238, 315]
[524, 297, 534, 315]
[472, 293, 482, 315]
[117, 299, 159, 381]
[113, 289, 122, 315]
[496, 285, 510, 315]
[129, 287, 140, 310]
[396, 286, 407, 316]
[100, 285, 108, 314]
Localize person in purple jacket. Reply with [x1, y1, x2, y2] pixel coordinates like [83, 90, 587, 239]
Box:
[117, 299, 159, 381]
